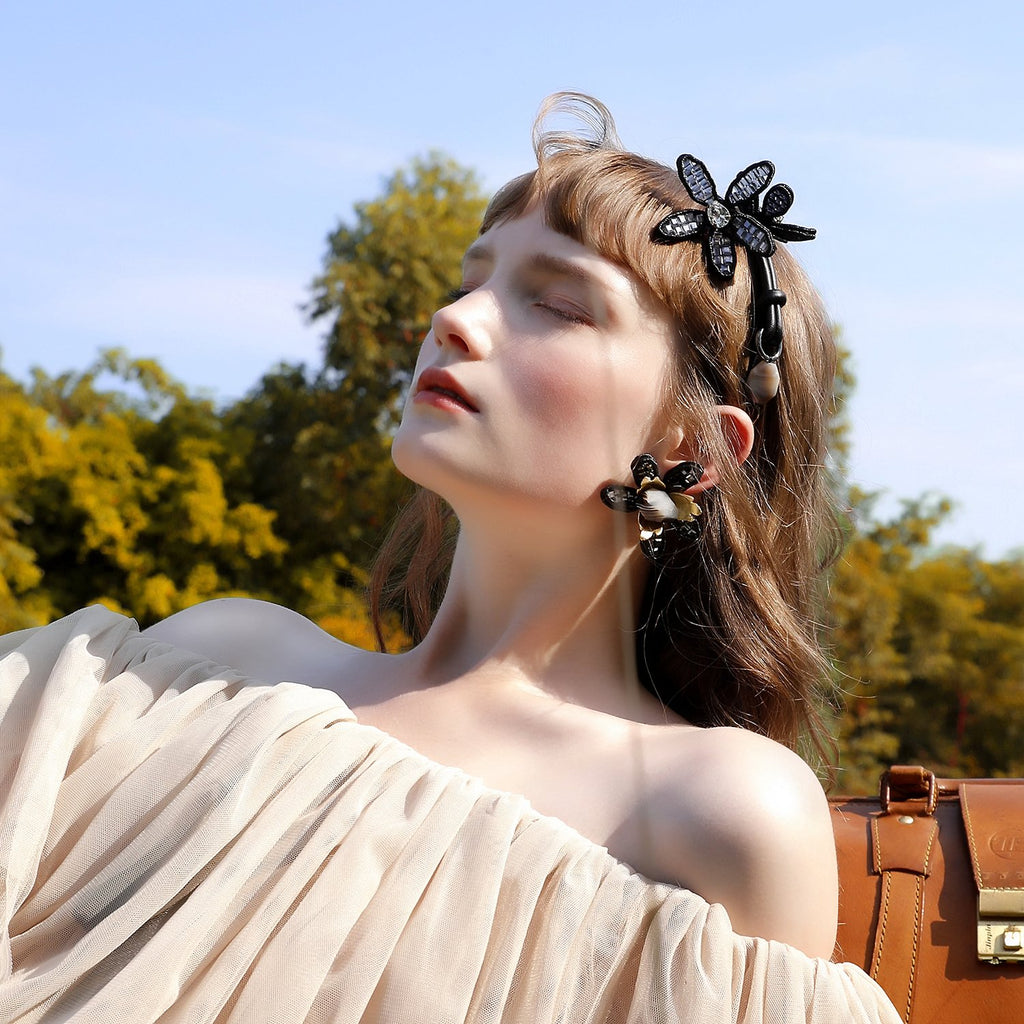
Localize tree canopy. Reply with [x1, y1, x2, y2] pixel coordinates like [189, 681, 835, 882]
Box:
[308, 152, 487, 431]
[830, 493, 1024, 790]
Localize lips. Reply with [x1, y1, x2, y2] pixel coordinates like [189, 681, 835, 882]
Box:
[414, 367, 479, 413]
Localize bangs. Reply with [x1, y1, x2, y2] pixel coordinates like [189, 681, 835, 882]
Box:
[480, 152, 708, 316]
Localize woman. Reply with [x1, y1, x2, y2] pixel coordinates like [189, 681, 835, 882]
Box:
[0, 95, 898, 1022]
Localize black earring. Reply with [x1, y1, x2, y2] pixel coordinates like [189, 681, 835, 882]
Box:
[600, 454, 703, 563]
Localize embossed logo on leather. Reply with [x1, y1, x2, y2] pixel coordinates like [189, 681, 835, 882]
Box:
[990, 831, 1024, 860]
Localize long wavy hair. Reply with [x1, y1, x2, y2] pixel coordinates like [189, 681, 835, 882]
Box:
[370, 94, 840, 762]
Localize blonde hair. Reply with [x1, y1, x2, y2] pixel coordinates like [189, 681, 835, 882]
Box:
[371, 94, 839, 760]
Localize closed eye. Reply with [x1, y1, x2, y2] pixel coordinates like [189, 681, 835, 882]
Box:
[535, 301, 592, 326]
[446, 285, 592, 326]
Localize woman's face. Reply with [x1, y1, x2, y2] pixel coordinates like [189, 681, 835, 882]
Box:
[392, 207, 681, 519]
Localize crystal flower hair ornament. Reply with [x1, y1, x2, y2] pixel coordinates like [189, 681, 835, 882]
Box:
[652, 155, 816, 403]
[600, 454, 703, 563]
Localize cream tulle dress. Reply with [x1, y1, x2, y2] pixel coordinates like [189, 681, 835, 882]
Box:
[0, 606, 898, 1023]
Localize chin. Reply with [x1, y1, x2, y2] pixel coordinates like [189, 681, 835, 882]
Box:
[389, 430, 423, 485]
[390, 425, 462, 496]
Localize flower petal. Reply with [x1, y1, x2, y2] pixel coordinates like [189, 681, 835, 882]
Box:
[600, 485, 639, 512]
[670, 493, 701, 521]
[762, 183, 794, 219]
[640, 530, 666, 561]
[639, 520, 663, 541]
[732, 214, 775, 256]
[771, 221, 817, 243]
[629, 454, 661, 487]
[667, 517, 702, 541]
[707, 229, 736, 279]
[676, 155, 717, 206]
[663, 460, 704, 491]
[725, 161, 774, 205]
[653, 209, 706, 244]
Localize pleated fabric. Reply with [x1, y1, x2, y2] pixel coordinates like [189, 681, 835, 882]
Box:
[0, 607, 899, 1023]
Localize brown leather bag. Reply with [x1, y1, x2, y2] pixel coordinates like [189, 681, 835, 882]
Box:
[830, 766, 1024, 1023]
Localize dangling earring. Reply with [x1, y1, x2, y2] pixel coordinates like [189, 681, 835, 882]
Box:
[600, 454, 703, 563]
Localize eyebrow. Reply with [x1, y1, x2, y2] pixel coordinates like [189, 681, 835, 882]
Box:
[461, 241, 492, 267]
[462, 243, 599, 288]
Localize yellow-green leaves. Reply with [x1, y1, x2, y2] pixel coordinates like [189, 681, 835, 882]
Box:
[830, 496, 1024, 791]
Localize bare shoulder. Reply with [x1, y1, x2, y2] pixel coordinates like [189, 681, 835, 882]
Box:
[144, 597, 323, 650]
[643, 725, 837, 958]
[662, 725, 829, 824]
[143, 598, 366, 687]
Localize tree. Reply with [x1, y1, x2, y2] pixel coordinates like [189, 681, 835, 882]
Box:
[0, 154, 487, 648]
[308, 152, 488, 429]
[0, 369, 56, 632]
[0, 351, 287, 625]
[230, 153, 487, 583]
[829, 493, 1024, 792]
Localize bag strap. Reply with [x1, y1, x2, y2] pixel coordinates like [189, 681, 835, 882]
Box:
[961, 781, 1024, 962]
[869, 766, 939, 1023]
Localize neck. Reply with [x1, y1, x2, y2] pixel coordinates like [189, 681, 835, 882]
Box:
[402, 507, 657, 717]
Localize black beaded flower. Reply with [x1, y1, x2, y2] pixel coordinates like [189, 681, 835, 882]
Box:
[600, 454, 703, 562]
[653, 155, 816, 280]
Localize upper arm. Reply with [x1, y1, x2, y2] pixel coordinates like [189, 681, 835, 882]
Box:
[652, 730, 838, 958]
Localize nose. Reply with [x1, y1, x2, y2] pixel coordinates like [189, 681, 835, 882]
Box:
[430, 292, 489, 357]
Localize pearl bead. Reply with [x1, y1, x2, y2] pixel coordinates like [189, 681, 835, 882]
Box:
[747, 360, 780, 403]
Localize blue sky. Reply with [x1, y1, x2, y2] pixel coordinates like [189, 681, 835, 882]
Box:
[2, 0, 1022, 555]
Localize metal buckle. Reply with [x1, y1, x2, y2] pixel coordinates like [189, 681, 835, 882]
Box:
[880, 767, 937, 815]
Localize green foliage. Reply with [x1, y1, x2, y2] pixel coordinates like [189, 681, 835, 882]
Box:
[0, 352, 287, 625]
[0, 372, 54, 632]
[225, 362, 409, 598]
[308, 152, 487, 431]
[830, 493, 1024, 792]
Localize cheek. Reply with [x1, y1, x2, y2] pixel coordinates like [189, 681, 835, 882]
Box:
[514, 347, 666, 446]
[516, 357, 592, 427]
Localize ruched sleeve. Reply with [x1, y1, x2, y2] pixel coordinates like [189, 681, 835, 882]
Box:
[0, 607, 899, 1023]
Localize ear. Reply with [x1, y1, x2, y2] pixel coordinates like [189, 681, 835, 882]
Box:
[663, 405, 755, 496]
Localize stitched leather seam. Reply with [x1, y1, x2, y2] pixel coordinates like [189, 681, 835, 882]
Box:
[923, 818, 938, 874]
[871, 872, 892, 980]
[961, 788, 984, 889]
[905, 874, 924, 1023]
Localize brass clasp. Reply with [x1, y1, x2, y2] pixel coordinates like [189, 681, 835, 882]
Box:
[978, 891, 1024, 963]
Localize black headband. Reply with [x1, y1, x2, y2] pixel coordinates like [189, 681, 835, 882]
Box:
[652, 154, 816, 403]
